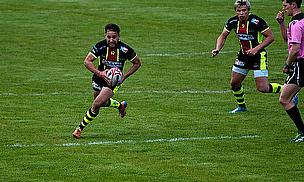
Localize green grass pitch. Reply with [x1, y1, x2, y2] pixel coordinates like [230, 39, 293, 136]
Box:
[1, 0, 304, 181]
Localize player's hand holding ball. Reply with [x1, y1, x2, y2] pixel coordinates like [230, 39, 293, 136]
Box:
[105, 67, 123, 87]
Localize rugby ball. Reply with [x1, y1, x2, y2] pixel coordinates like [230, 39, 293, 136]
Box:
[106, 67, 123, 87]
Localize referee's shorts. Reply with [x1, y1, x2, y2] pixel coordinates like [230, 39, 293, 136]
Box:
[286, 59, 304, 87]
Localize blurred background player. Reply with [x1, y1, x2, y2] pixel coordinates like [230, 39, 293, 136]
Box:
[72, 23, 141, 139]
[211, 0, 283, 113]
[276, 0, 304, 142]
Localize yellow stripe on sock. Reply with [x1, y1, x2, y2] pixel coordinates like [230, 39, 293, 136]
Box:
[83, 116, 90, 123]
[270, 83, 283, 93]
[86, 111, 95, 119]
[233, 87, 244, 95]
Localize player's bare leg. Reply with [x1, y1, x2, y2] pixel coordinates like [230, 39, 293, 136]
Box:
[72, 87, 113, 139]
[255, 77, 282, 93]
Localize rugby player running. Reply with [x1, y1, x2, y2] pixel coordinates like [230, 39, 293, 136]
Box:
[211, 0, 284, 113]
[72, 24, 141, 139]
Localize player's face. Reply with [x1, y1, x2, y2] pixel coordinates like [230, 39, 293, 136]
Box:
[105, 30, 119, 48]
[282, 1, 293, 16]
[235, 5, 249, 22]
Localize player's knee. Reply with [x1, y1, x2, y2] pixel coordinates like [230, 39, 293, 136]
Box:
[230, 82, 241, 91]
[102, 99, 111, 107]
[92, 99, 104, 110]
[279, 97, 289, 107]
[90, 106, 100, 115]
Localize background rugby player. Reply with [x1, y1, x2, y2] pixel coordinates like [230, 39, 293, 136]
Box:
[211, 0, 283, 113]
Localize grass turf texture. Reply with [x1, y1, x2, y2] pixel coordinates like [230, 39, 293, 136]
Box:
[1, 0, 304, 181]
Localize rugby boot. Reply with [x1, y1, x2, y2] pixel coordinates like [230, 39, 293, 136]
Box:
[72, 127, 82, 139]
[229, 107, 247, 114]
[290, 132, 304, 143]
[118, 101, 127, 118]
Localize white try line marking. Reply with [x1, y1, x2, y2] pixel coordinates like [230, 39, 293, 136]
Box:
[8, 135, 259, 148]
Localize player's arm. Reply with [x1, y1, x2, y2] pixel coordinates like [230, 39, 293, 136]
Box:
[120, 56, 141, 83]
[246, 28, 274, 56]
[286, 43, 300, 65]
[279, 24, 288, 42]
[211, 29, 230, 57]
[258, 28, 274, 50]
[84, 52, 110, 83]
[276, 11, 288, 42]
[283, 43, 300, 73]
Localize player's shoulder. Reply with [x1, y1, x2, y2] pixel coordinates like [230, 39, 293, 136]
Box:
[118, 40, 131, 48]
[118, 41, 134, 53]
[292, 13, 304, 21]
[248, 14, 266, 25]
[291, 19, 304, 31]
[249, 14, 261, 19]
[249, 14, 263, 21]
[290, 13, 304, 26]
[226, 16, 238, 25]
[94, 39, 107, 48]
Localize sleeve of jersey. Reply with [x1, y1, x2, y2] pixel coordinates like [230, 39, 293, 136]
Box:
[127, 47, 137, 62]
[290, 22, 303, 44]
[258, 18, 269, 33]
[224, 18, 235, 32]
[90, 45, 99, 58]
[224, 23, 232, 32]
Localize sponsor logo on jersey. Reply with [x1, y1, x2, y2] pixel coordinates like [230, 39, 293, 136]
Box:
[102, 60, 123, 68]
[237, 34, 254, 40]
[251, 18, 259, 25]
[120, 46, 129, 53]
[253, 63, 259, 69]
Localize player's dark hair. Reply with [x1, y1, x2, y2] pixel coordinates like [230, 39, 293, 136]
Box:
[285, 0, 302, 8]
[104, 24, 120, 34]
[234, 0, 251, 10]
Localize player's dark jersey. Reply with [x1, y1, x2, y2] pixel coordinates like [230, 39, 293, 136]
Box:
[90, 40, 137, 88]
[225, 14, 270, 70]
[90, 40, 137, 72]
[225, 14, 269, 54]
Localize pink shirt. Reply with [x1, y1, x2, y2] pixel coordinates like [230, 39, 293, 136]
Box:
[288, 18, 304, 59]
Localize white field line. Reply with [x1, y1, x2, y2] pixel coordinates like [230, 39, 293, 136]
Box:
[144, 50, 235, 57]
[143, 49, 287, 57]
[0, 90, 231, 97]
[8, 135, 259, 148]
[126, 90, 231, 94]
